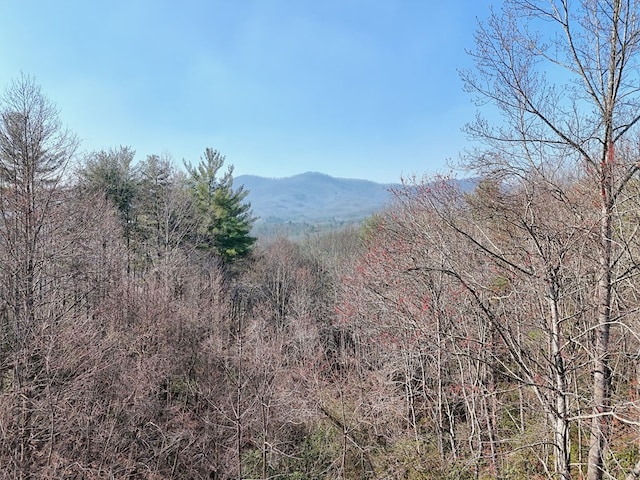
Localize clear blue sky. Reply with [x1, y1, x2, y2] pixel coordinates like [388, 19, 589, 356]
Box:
[0, 1, 498, 183]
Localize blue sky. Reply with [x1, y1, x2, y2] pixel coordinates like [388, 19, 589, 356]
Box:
[1, 1, 498, 183]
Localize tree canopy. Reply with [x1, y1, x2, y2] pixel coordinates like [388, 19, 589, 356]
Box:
[185, 148, 255, 264]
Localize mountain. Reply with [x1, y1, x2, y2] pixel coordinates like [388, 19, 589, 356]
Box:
[235, 172, 478, 237]
[235, 172, 398, 226]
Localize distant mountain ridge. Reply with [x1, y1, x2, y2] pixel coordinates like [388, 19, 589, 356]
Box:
[235, 172, 478, 237]
[235, 172, 399, 225]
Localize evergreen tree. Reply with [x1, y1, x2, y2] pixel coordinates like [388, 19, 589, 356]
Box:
[77, 146, 140, 273]
[185, 148, 255, 263]
[137, 154, 196, 262]
[137, 154, 174, 254]
[77, 146, 139, 246]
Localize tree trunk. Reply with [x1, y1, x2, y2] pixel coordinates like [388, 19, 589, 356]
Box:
[549, 292, 570, 480]
[588, 192, 613, 480]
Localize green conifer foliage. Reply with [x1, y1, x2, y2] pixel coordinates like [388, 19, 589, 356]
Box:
[78, 146, 138, 246]
[185, 148, 255, 263]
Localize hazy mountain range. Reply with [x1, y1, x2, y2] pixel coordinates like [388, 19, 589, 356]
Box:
[236, 172, 398, 225]
[235, 172, 477, 237]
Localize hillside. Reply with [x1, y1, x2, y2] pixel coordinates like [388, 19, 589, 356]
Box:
[235, 172, 478, 236]
[235, 172, 398, 224]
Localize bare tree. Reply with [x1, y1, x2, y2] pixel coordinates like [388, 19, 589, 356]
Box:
[0, 74, 77, 346]
[338, 171, 622, 479]
[462, 1, 640, 478]
[0, 74, 77, 477]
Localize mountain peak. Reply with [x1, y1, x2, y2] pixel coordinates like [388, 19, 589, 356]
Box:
[234, 172, 477, 237]
[236, 172, 397, 227]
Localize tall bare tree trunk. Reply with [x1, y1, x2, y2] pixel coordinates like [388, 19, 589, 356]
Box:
[0, 74, 76, 478]
[549, 291, 570, 480]
[588, 157, 614, 480]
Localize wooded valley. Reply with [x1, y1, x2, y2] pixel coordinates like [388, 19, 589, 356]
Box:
[3, 0, 640, 479]
[0, 77, 639, 479]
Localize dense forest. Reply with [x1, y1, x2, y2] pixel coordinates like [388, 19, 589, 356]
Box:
[3, 1, 640, 479]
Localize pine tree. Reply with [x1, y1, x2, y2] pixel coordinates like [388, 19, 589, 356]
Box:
[137, 154, 196, 263]
[78, 146, 139, 248]
[185, 148, 255, 263]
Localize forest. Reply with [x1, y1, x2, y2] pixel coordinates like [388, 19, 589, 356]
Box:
[3, 0, 640, 479]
